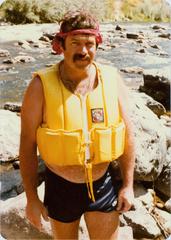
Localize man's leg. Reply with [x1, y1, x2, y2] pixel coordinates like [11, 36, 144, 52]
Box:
[84, 210, 119, 240]
[50, 217, 81, 240]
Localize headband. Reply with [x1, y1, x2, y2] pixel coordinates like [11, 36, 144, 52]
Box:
[52, 28, 103, 54]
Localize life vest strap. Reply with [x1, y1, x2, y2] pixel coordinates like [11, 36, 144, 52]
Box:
[84, 161, 95, 202]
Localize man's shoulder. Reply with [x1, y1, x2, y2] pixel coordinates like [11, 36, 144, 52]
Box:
[35, 63, 59, 75]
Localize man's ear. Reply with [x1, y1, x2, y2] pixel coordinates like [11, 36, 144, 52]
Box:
[52, 39, 63, 54]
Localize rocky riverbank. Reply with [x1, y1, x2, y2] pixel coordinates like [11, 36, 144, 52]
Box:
[0, 22, 171, 239]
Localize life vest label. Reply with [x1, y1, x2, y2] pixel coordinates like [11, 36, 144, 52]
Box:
[91, 108, 104, 123]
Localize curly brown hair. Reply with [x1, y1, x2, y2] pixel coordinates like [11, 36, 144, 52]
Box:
[59, 10, 99, 33]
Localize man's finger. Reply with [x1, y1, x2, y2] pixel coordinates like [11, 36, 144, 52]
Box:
[42, 207, 49, 222]
[116, 197, 123, 211]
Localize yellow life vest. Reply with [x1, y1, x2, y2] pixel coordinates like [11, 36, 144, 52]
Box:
[35, 61, 125, 201]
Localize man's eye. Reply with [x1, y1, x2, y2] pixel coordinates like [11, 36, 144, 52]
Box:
[87, 42, 94, 47]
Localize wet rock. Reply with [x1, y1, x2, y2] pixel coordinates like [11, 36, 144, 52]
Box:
[130, 91, 166, 181]
[3, 102, 21, 113]
[122, 208, 161, 238]
[140, 67, 170, 110]
[14, 55, 36, 63]
[39, 35, 50, 42]
[0, 49, 10, 57]
[155, 147, 171, 198]
[120, 66, 144, 74]
[115, 25, 125, 31]
[157, 50, 169, 57]
[98, 44, 112, 51]
[136, 48, 146, 53]
[2, 58, 15, 64]
[43, 32, 55, 41]
[153, 208, 171, 236]
[32, 41, 47, 48]
[152, 25, 166, 30]
[158, 33, 171, 39]
[165, 198, 171, 213]
[126, 33, 142, 39]
[150, 44, 162, 50]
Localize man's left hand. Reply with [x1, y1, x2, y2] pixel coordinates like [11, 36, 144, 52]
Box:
[116, 186, 134, 212]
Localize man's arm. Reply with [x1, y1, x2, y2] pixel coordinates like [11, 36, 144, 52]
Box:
[116, 74, 135, 212]
[19, 76, 48, 229]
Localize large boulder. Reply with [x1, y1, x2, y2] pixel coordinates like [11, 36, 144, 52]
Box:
[139, 67, 171, 110]
[129, 91, 167, 181]
[0, 110, 20, 163]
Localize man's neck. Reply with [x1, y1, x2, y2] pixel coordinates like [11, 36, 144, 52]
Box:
[62, 61, 93, 83]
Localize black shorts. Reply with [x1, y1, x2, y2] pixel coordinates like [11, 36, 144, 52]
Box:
[44, 164, 121, 223]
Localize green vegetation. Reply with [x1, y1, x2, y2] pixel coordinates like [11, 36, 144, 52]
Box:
[122, 0, 171, 22]
[0, 0, 170, 24]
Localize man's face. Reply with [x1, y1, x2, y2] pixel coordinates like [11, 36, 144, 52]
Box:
[61, 34, 97, 69]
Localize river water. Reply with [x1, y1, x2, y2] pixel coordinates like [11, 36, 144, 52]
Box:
[0, 22, 170, 108]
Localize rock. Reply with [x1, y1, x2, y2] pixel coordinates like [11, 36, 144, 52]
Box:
[0, 64, 14, 72]
[120, 66, 144, 74]
[21, 43, 32, 50]
[18, 40, 29, 46]
[165, 199, 171, 213]
[0, 110, 20, 163]
[137, 92, 166, 117]
[157, 51, 169, 57]
[39, 35, 50, 42]
[32, 41, 47, 48]
[0, 183, 52, 239]
[140, 67, 171, 110]
[152, 25, 166, 30]
[158, 33, 171, 39]
[150, 44, 162, 50]
[129, 91, 167, 181]
[3, 102, 21, 113]
[0, 159, 45, 200]
[14, 55, 36, 63]
[126, 33, 141, 39]
[122, 208, 161, 238]
[118, 226, 133, 239]
[98, 44, 111, 51]
[155, 147, 171, 198]
[159, 116, 171, 147]
[152, 208, 171, 235]
[0, 49, 10, 57]
[136, 48, 146, 53]
[0, 169, 23, 200]
[115, 25, 124, 31]
[43, 33, 55, 41]
[2, 58, 15, 64]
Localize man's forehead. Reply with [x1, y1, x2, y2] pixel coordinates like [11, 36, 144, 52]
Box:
[69, 34, 96, 41]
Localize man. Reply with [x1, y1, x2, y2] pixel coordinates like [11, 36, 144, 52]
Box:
[20, 10, 135, 240]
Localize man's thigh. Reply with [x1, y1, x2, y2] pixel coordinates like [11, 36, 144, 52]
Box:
[50, 217, 80, 240]
[84, 210, 120, 240]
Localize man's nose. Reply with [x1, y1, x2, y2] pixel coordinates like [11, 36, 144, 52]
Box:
[79, 45, 88, 54]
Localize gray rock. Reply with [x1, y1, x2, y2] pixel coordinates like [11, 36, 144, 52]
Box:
[152, 25, 166, 30]
[14, 55, 36, 63]
[0, 49, 10, 57]
[2, 58, 15, 64]
[0, 110, 20, 163]
[123, 208, 161, 238]
[0, 64, 14, 72]
[130, 91, 167, 181]
[4, 102, 21, 112]
[155, 147, 171, 197]
[120, 66, 144, 74]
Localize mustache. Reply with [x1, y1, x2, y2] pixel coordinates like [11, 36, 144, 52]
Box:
[73, 54, 90, 62]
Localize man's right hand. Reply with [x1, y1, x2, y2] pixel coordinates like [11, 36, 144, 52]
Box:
[26, 198, 49, 231]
